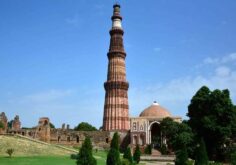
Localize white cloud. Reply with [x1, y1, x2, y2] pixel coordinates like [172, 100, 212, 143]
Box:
[20, 89, 74, 103]
[215, 66, 231, 77]
[203, 52, 236, 65]
[129, 53, 236, 118]
[222, 53, 236, 63]
[203, 57, 219, 64]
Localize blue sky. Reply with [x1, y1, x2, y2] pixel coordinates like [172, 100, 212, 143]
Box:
[0, 0, 236, 128]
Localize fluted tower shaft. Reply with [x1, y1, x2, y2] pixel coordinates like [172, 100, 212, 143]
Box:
[103, 4, 130, 131]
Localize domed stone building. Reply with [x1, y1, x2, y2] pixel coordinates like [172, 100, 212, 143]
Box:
[130, 101, 182, 148]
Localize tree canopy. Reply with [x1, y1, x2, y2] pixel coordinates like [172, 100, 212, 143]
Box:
[74, 122, 97, 131]
[187, 86, 236, 161]
[160, 117, 193, 152]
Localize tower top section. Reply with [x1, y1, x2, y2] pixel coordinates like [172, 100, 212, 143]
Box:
[111, 4, 122, 29]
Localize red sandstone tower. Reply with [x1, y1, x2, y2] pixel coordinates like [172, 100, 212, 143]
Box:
[103, 4, 130, 131]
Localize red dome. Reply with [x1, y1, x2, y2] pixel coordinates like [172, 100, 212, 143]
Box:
[139, 102, 171, 118]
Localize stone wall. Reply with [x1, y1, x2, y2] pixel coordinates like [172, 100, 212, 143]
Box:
[50, 129, 110, 149]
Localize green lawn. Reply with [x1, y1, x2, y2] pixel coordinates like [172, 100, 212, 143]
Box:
[0, 156, 76, 165]
[0, 150, 147, 165]
[0, 150, 107, 165]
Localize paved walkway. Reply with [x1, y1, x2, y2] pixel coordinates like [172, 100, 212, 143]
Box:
[140, 161, 174, 165]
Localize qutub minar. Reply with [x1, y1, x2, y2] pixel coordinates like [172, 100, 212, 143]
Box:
[103, 4, 130, 131]
[0, 4, 181, 153]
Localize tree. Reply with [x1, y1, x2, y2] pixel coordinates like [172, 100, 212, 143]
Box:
[106, 132, 121, 165]
[231, 150, 236, 165]
[6, 149, 14, 158]
[110, 132, 119, 150]
[7, 120, 13, 129]
[107, 148, 121, 165]
[74, 122, 97, 131]
[123, 147, 132, 163]
[172, 122, 193, 151]
[76, 137, 96, 165]
[0, 121, 4, 129]
[133, 145, 141, 164]
[195, 138, 208, 165]
[187, 86, 236, 161]
[49, 122, 55, 129]
[175, 146, 188, 165]
[160, 118, 193, 152]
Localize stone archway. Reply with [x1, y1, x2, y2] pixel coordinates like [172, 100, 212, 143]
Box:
[150, 122, 161, 149]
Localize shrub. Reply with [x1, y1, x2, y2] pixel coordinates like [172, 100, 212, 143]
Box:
[6, 149, 14, 158]
[133, 145, 141, 164]
[123, 147, 132, 163]
[175, 146, 188, 165]
[110, 132, 119, 150]
[106, 132, 121, 165]
[195, 138, 208, 165]
[76, 137, 96, 165]
[144, 145, 152, 155]
[231, 150, 236, 165]
[160, 144, 167, 155]
[107, 148, 121, 165]
[70, 154, 79, 159]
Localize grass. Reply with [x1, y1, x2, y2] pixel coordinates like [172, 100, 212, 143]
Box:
[0, 150, 107, 165]
[0, 156, 76, 165]
[0, 135, 144, 164]
[0, 135, 75, 156]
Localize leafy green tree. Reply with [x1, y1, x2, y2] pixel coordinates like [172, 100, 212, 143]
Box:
[0, 121, 4, 129]
[123, 147, 132, 163]
[76, 137, 96, 165]
[160, 118, 193, 152]
[49, 122, 55, 128]
[175, 145, 188, 165]
[187, 86, 236, 161]
[107, 132, 121, 165]
[7, 120, 13, 129]
[133, 145, 141, 164]
[195, 138, 208, 165]
[172, 122, 193, 151]
[74, 122, 97, 131]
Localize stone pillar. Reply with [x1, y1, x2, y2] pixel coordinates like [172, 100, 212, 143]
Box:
[12, 115, 21, 131]
[62, 123, 65, 130]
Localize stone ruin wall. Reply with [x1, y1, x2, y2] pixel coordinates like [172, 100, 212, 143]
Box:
[50, 129, 111, 149]
[1, 112, 130, 149]
[0, 112, 8, 133]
